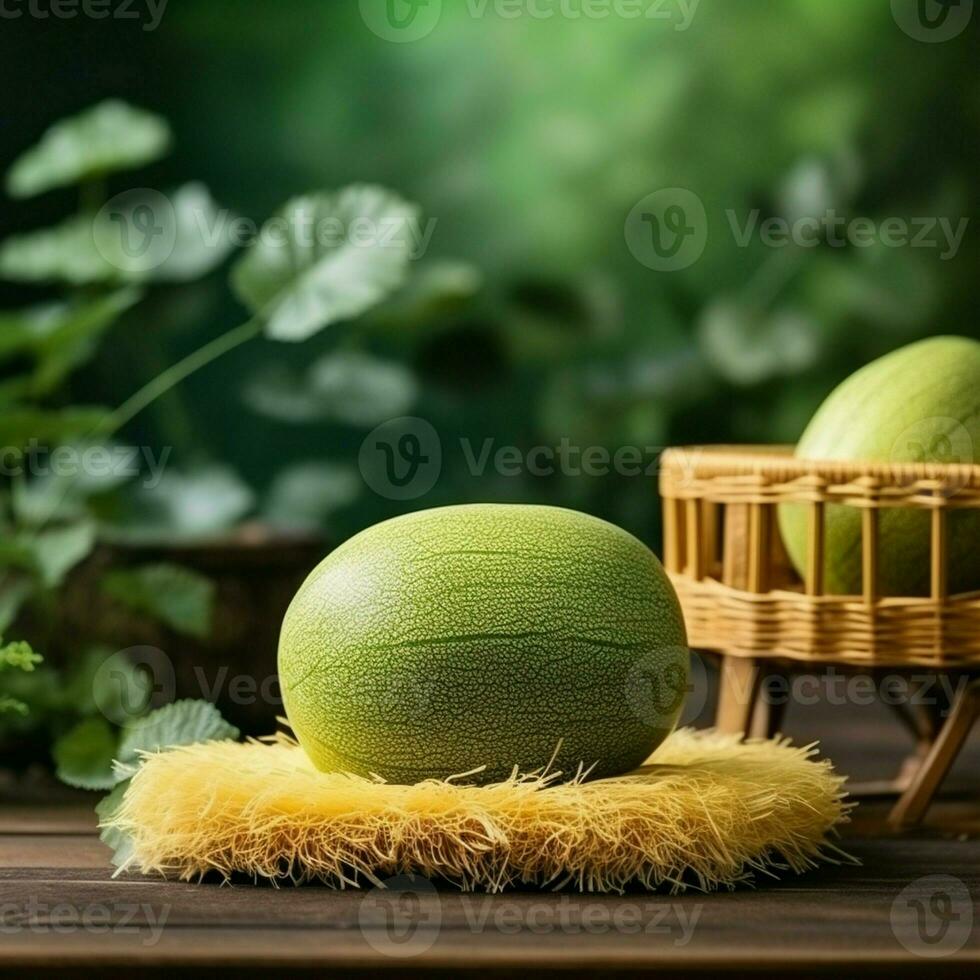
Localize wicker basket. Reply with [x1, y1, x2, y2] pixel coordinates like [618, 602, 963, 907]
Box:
[659, 445, 980, 825]
[660, 445, 980, 669]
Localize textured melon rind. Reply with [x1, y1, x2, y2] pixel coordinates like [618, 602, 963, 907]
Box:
[279, 504, 688, 784]
[778, 336, 980, 596]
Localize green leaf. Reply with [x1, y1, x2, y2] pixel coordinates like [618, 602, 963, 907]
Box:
[0, 696, 29, 716]
[102, 563, 215, 639]
[90, 183, 236, 283]
[11, 444, 134, 528]
[698, 301, 820, 386]
[244, 350, 417, 426]
[231, 185, 421, 341]
[263, 461, 361, 531]
[0, 290, 142, 395]
[6, 100, 171, 199]
[115, 699, 239, 771]
[0, 638, 41, 671]
[1, 525, 97, 590]
[33, 289, 143, 392]
[53, 716, 119, 790]
[106, 465, 254, 543]
[96, 779, 134, 868]
[77, 645, 155, 726]
[0, 185, 230, 286]
[0, 214, 117, 285]
[29, 522, 97, 588]
[145, 182, 237, 281]
[0, 579, 34, 634]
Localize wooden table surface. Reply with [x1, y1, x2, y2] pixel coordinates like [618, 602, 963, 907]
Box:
[2, 693, 978, 978]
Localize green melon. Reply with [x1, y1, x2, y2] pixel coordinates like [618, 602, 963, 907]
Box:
[778, 336, 980, 596]
[279, 504, 688, 784]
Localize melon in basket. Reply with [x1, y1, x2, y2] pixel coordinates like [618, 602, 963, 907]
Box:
[778, 336, 980, 596]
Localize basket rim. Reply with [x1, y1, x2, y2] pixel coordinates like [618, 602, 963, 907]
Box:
[660, 444, 980, 487]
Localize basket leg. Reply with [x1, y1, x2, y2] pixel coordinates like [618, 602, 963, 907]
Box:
[889, 677, 980, 827]
[715, 656, 761, 736]
[750, 670, 789, 739]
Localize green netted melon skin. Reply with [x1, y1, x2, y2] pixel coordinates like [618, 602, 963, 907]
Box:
[279, 504, 688, 785]
[778, 336, 980, 596]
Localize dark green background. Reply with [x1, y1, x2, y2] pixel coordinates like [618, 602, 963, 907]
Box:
[1, 0, 977, 545]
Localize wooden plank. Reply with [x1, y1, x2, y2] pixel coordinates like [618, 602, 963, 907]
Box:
[0, 834, 111, 871]
[0, 931, 973, 979]
[0, 802, 96, 835]
[0, 823, 978, 976]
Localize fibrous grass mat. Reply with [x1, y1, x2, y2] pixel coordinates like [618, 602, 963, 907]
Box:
[105, 727, 851, 893]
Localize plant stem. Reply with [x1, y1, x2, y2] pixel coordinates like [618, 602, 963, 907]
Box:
[98, 317, 262, 439]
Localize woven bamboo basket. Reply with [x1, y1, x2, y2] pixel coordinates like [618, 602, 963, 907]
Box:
[660, 445, 980, 669]
[659, 445, 980, 824]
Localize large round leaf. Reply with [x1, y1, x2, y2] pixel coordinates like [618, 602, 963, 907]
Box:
[0, 214, 114, 285]
[244, 350, 418, 426]
[6, 100, 171, 199]
[698, 300, 820, 386]
[231, 185, 422, 341]
[263, 462, 361, 531]
[0, 184, 231, 285]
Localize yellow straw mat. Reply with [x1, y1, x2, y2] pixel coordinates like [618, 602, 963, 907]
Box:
[105, 727, 851, 893]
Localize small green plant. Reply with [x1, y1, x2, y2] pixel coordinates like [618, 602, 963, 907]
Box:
[0, 637, 41, 716]
[0, 100, 428, 779]
[89, 698, 241, 865]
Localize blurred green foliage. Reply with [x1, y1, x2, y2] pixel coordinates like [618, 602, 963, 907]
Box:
[0, 0, 977, 548]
